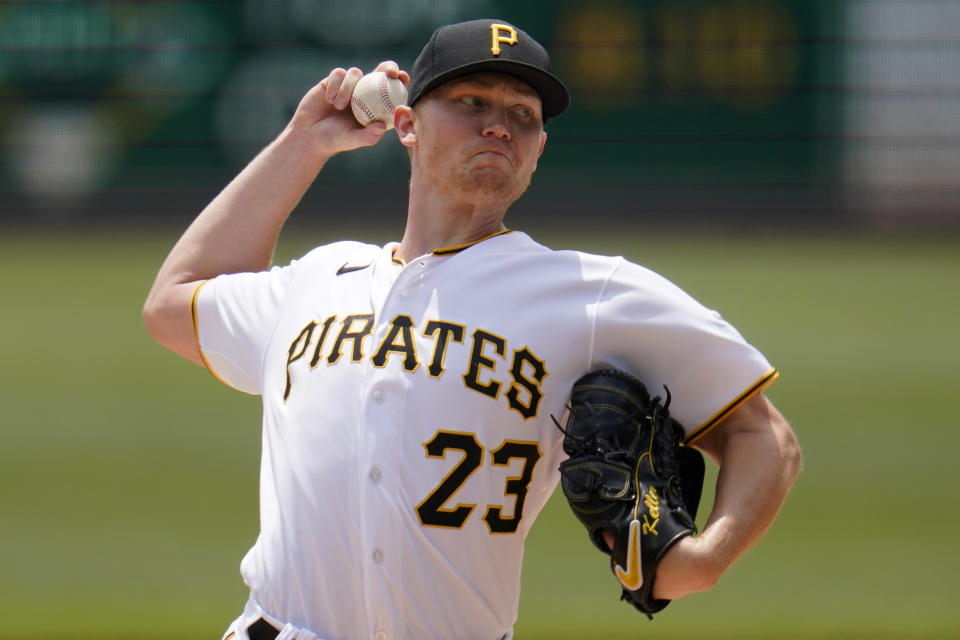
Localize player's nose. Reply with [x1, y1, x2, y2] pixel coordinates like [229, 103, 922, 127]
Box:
[482, 110, 511, 141]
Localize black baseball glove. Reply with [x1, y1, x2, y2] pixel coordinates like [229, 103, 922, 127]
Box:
[556, 369, 706, 617]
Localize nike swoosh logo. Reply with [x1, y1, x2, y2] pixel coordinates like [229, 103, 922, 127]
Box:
[614, 519, 644, 591]
[336, 262, 371, 276]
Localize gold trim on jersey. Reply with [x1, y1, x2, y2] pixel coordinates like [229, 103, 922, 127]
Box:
[683, 368, 779, 445]
[190, 279, 231, 387]
[432, 229, 513, 256]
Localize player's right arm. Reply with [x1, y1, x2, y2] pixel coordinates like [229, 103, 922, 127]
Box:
[142, 62, 409, 364]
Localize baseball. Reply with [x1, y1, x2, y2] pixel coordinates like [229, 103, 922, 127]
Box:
[350, 71, 407, 130]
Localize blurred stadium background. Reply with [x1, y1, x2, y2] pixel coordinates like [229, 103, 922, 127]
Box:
[0, 0, 957, 228]
[1, 1, 959, 639]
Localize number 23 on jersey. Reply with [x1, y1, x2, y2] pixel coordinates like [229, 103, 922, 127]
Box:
[416, 430, 542, 534]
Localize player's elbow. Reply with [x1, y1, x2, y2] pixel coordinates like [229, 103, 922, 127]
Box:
[141, 283, 205, 366]
[777, 420, 803, 490]
[142, 289, 175, 348]
[735, 395, 803, 490]
[141, 292, 164, 343]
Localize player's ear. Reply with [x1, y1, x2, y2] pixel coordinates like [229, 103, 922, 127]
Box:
[394, 105, 417, 148]
[532, 131, 547, 171]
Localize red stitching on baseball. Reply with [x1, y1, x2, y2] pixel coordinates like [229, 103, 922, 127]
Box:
[351, 95, 377, 123]
[379, 74, 395, 112]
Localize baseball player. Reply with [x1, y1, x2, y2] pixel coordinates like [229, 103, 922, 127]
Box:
[143, 19, 800, 640]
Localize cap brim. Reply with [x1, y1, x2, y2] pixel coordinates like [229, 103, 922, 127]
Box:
[412, 60, 570, 119]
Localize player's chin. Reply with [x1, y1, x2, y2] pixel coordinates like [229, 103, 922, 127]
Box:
[465, 171, 530, 202]
[460, 166, 505, 188]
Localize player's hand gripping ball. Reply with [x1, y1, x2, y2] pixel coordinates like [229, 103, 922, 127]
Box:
[351, 71, 407, 130]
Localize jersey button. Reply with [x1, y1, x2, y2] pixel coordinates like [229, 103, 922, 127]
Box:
[372, 549, 384, 564]
[372, 389, 384, 403]
[368, 466, 382, 483]
[374, 631, 387, 640]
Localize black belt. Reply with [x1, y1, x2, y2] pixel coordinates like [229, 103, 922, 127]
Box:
[247, 618, 280, 640]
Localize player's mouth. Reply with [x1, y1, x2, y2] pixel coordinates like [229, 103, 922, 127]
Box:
[470, 147, 513, 166]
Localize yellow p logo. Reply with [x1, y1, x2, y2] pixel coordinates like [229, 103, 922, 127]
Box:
[490, 23, 518, 56]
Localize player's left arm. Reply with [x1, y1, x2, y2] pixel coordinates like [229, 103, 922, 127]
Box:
[652, 393, 801, 600]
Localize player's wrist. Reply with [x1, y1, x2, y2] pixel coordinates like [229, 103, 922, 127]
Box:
[276, 123, 336, 171]
[652, 536, 721, 600]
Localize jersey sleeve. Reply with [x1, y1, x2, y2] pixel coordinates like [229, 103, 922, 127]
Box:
[591, 258, 777, 443]
[192, 263, 297, 395]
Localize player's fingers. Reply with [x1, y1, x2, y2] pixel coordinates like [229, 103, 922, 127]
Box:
[324, 68, 347, 103]
[374, 60, 411, 86]
[333, 67, 363, 110]
[602, 530, 615, 551]
[360, 121, 388, 141]
[307, 76, 333, 104]
[340, 121, 387, 151]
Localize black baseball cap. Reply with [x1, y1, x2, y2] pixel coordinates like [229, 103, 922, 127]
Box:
[408, 19, 570, 119]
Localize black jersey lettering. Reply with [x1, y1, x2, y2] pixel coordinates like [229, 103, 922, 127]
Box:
[424, 320, 466, 378]
[463, 329, 506, 399]
[372, 314, 419, 372]
[505, 347, 547, 419]
[309, 315, 337, 368]
[284, 320, 318, 401]
[282, 313, 547, 416]
[327, 314, 375, 364]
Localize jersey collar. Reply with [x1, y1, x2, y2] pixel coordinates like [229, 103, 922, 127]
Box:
[431, 229, 513, 256]
[389, 229, 515, 266]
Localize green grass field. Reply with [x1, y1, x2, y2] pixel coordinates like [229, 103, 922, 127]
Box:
[1, 226, 958, 639]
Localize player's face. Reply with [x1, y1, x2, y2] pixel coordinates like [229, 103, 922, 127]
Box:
[408, 73, 548, 206]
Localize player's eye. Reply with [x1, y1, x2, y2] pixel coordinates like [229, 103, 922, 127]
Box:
[513, 105, 533, 119]
[460, 95, 483, 107]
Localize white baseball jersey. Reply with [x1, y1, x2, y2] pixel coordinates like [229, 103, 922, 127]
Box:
[194, 230, 776, 640]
